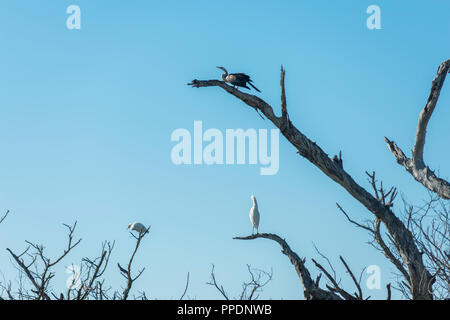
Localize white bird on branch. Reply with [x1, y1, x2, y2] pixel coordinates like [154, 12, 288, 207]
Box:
[249, 195, 260, 234]
[126, 222, 148, 234]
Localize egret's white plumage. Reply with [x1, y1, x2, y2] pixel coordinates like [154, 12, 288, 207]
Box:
[249, 195, 260, 234]
[127, 222, 148, 234]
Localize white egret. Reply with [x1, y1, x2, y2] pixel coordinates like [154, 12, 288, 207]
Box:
[126, 222, 148, 234]
[249, 195, 260, 234]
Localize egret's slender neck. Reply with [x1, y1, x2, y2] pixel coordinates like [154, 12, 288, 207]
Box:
[252, 197, 258, 208]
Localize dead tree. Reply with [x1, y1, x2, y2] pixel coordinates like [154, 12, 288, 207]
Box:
[189, 60, 450, 299]
[1, 221, 143, 300]
[385, 60, 450, 200]
[207, 264, 273, 300]
[400, 194, 449, 299]
[3, 222, 118, 300]
[6, 222, 82, 300]
[233, 233, 389, 300]
[0, 220, 170, 300]
[71, 241, 115, 300]
[118, 226, 150, 300]
[233, 234, 342, 300]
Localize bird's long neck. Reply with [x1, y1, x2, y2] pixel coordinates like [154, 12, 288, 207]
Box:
[252, 197, 258, 208]
[221, 73, 227, 81]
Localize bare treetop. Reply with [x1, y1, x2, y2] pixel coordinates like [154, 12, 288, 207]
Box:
[385, 59, 450, 200]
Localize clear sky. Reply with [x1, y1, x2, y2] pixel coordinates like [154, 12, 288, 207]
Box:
[0, 0, 449, 300]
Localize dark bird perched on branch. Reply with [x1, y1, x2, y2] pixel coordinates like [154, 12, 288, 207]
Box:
[217, 66, 261, 92]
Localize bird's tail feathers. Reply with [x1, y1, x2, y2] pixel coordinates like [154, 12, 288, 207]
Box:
[249, 82, 261, 92]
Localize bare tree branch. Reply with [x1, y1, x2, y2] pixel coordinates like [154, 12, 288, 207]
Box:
[241, 265, 273, 300]
[179, 272, 190, 300]
[400, 195, 449, 299]
[336, 203, 373, 233]
[386, 283, 392, 300]
[385, 59, 450, 200]
[207, 264, 272, 300]
[339, 256, 363, 299]
[310, 258, 355, 300]
[119, 227, 150, 300]
[233, 233, 342, 300]
[6, 248, 50, 300]
[373, 218, 410, 282]
[75, 241, 114, 300]
[0, 210, 9, 225]
[6, 222, 81, 300]
[206, 264, 229, 300]
[280, 65, 290, 128]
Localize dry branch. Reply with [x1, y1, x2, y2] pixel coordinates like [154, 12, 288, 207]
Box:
[385, 59, 450, 200]
[207, 264, 273, 300]
[6, 222, 81, 300]
[0, 210, 9, 225]
[179, 272, 190, 300]
[119, 227, 150, 300]
[233, 233, 342, 300]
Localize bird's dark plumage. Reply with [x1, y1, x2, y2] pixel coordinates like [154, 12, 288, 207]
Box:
[217, 67, 261, 92]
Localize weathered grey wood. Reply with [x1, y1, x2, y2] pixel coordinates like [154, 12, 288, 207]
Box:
[385, 59, 450, 200]
[233, 233, 342, 300]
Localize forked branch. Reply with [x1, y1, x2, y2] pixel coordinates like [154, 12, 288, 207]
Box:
[385, 59, 450, 200]
[233, 233, 342, 300]
[118, 227, 150, 300]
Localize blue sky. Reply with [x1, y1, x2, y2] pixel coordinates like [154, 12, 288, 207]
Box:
[0, 0, 449, 299]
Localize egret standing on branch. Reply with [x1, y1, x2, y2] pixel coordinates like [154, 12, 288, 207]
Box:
[217, 67, 261, 92]
[249, 195, 260, 234]
[127, 222, 148, 235]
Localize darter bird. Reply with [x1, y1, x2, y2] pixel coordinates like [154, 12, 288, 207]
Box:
[217, 66, 261, 92]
